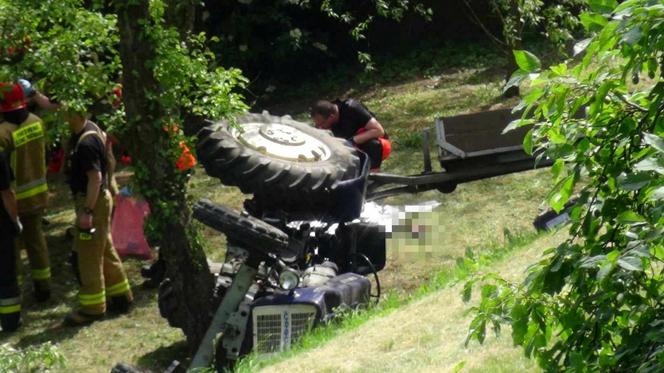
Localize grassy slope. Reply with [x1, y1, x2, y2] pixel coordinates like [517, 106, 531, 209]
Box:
[0, 42, 554, 372]
[257, 232, 567, 373]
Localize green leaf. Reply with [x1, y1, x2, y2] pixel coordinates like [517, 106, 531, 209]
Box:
[503, 118, 535, 134]
[607, 250, 620, 263]
[653, 245, 664, 260]
[588, 0, 618, 14]
[462, 282, 472, 303]
[597, 262, 614, 281]
[644, 133, 664, 154]
[504, 69, 529, 94]
[523, 128, 534, 155]
[651, 186, 664, 200]
[617, 256, 642, 272]
[550, 63, 568, 76]
[573, 38, 593, 56]
[511, 303, 529, 346]
[481, 284, 497, 298]
[617, 210, 646, 224]
[547, 127, 567, 144]
[547, 174, 577, 213]
[551, 159, 565, 183]
[513, 50, 541, 73]
[580, 255, 606, 268]
[621, 26, 642, 45]
[634, 156, 664, 174]
[617, 172, 652, 191]
[580, 12, 608, 32]
[614, 0, 637, 16]
[452, 361, 466, 373]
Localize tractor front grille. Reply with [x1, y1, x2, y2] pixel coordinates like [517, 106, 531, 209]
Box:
[252, 304, 317, 354]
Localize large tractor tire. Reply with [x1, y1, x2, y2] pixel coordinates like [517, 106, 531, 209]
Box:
[197, 112, 360, 211]
[193, 199, 289, 254]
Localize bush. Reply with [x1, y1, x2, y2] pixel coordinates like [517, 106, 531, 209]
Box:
[465, 1, 664, 371]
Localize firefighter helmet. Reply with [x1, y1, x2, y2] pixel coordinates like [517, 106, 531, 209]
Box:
[0, 82, 27, 112]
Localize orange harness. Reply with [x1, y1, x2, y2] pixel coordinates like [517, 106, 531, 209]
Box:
[354, 128, 392, 160]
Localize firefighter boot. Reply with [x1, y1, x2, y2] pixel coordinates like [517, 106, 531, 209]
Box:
[1, 230, 21, 332]
[63, 310, 104, 327]
[0, 312, 21, 332]
[107, 294, 133, 315]
[34, 280, 51, 302]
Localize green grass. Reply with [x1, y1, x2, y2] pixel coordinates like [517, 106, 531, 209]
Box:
[0, 41, 556, 372]
[263, 41, 510, 115]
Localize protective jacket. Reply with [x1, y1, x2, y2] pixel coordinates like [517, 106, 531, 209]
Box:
[0, 113, 48, 214]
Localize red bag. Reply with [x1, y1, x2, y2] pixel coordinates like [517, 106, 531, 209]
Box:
[47, 148, 64, 173]
[112, 195, 152, 259]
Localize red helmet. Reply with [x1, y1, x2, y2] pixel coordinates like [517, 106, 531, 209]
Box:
[0, 82, 27, 112]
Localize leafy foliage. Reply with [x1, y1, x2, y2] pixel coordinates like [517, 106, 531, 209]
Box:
[0, 0, 118, 112]
[1, 0, 248, 254]
[464, 0, 584, 64]
[465, 1, 664, 371]
[204, 0, 430, 76]
[0, 0, 247, 139]
[145, 2, 248, 125]
[0, 0, 119, 143]
[317, 0, 431, 70]
[0, 342, 65, 372]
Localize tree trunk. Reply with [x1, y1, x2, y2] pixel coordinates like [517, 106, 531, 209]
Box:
[115, 0, 214, 351]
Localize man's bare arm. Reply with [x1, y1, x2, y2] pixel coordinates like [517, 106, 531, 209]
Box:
[352, 118, 385, 144]
[77, 170, 102, 230]
[33, 92, 61, 111]
[84, 170, 102, 211]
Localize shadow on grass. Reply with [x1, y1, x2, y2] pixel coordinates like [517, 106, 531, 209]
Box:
[122, 281, 159, 312]
[15, 322, 82, 348]
[461, 66, 508, 86]
[136, 340, 189, 371]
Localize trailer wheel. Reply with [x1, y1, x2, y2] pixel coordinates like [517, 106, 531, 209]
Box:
[436, 182, 457, 194]
[197, 112, 360, 209]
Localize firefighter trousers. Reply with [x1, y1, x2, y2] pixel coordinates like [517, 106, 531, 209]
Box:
[73, 190, 132, 315]
[16, 210, 50, 289]
[0, 223, 20, 330]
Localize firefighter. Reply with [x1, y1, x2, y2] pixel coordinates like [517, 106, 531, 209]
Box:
[311, 99, 392, 170]
[63, 110, 133, 326]
[0, 150, 21, 332]
[17, 78, 60, 112]
[0, 82, 51, 302]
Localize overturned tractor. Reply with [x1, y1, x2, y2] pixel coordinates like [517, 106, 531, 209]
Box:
[153, 108, 562, 371]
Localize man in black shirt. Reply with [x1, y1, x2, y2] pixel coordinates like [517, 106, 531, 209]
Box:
[311, 99, 392, 169]
[0, 151, 21, 332]
[62, 111, 133, 326]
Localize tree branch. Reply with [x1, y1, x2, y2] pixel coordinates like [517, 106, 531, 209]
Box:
[612, 93, 648, 113]
[461, 0, 507, 48]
